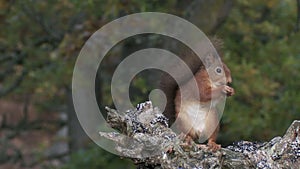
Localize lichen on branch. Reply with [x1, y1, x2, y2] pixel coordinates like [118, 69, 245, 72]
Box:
[100, 101, 300, 169]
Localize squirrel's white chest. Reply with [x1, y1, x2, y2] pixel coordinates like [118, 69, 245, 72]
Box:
[179, 102, 210, 132]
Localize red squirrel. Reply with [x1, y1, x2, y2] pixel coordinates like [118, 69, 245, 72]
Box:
[160, 38, 234, 151]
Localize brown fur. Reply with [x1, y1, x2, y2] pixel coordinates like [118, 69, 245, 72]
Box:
[160, 38, 234, 150]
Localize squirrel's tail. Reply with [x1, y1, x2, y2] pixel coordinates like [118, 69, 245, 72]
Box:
[159, 48, 203, 125]
[159, 72, 178, 125]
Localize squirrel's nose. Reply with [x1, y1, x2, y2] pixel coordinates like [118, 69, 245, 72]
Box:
[227, 77, 232, 84]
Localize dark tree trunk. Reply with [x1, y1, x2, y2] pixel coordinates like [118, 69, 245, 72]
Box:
[66, 87, 89, 152]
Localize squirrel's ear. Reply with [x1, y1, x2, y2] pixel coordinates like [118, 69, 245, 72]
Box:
[203, 53, 217, 68]
[210, 36, 224, 57]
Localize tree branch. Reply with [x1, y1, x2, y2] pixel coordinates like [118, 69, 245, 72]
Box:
[0, 69, 27, 97]
[101, 101, 300, 169]
[19, 1, 63, 41]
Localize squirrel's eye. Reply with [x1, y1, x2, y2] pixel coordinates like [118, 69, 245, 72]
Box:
[215, 67, 222, 74]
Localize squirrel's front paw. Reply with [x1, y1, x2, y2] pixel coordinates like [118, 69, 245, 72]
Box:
[223, 85, 235, 96]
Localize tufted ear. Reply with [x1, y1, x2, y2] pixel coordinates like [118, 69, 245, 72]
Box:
[210, 36, 224, 58]
[203, 53, 218, 68]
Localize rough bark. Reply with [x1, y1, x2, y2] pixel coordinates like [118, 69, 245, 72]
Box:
[100, 101, 300, 169]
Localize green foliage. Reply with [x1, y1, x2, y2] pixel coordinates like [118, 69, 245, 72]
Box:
[219, 0, 300, 143]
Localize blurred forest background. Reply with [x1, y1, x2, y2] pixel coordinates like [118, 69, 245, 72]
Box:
[0, 0, 299, 168]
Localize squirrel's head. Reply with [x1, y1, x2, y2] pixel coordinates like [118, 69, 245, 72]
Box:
[204, 53, 232, 86]
[207, 37, 232, 85]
